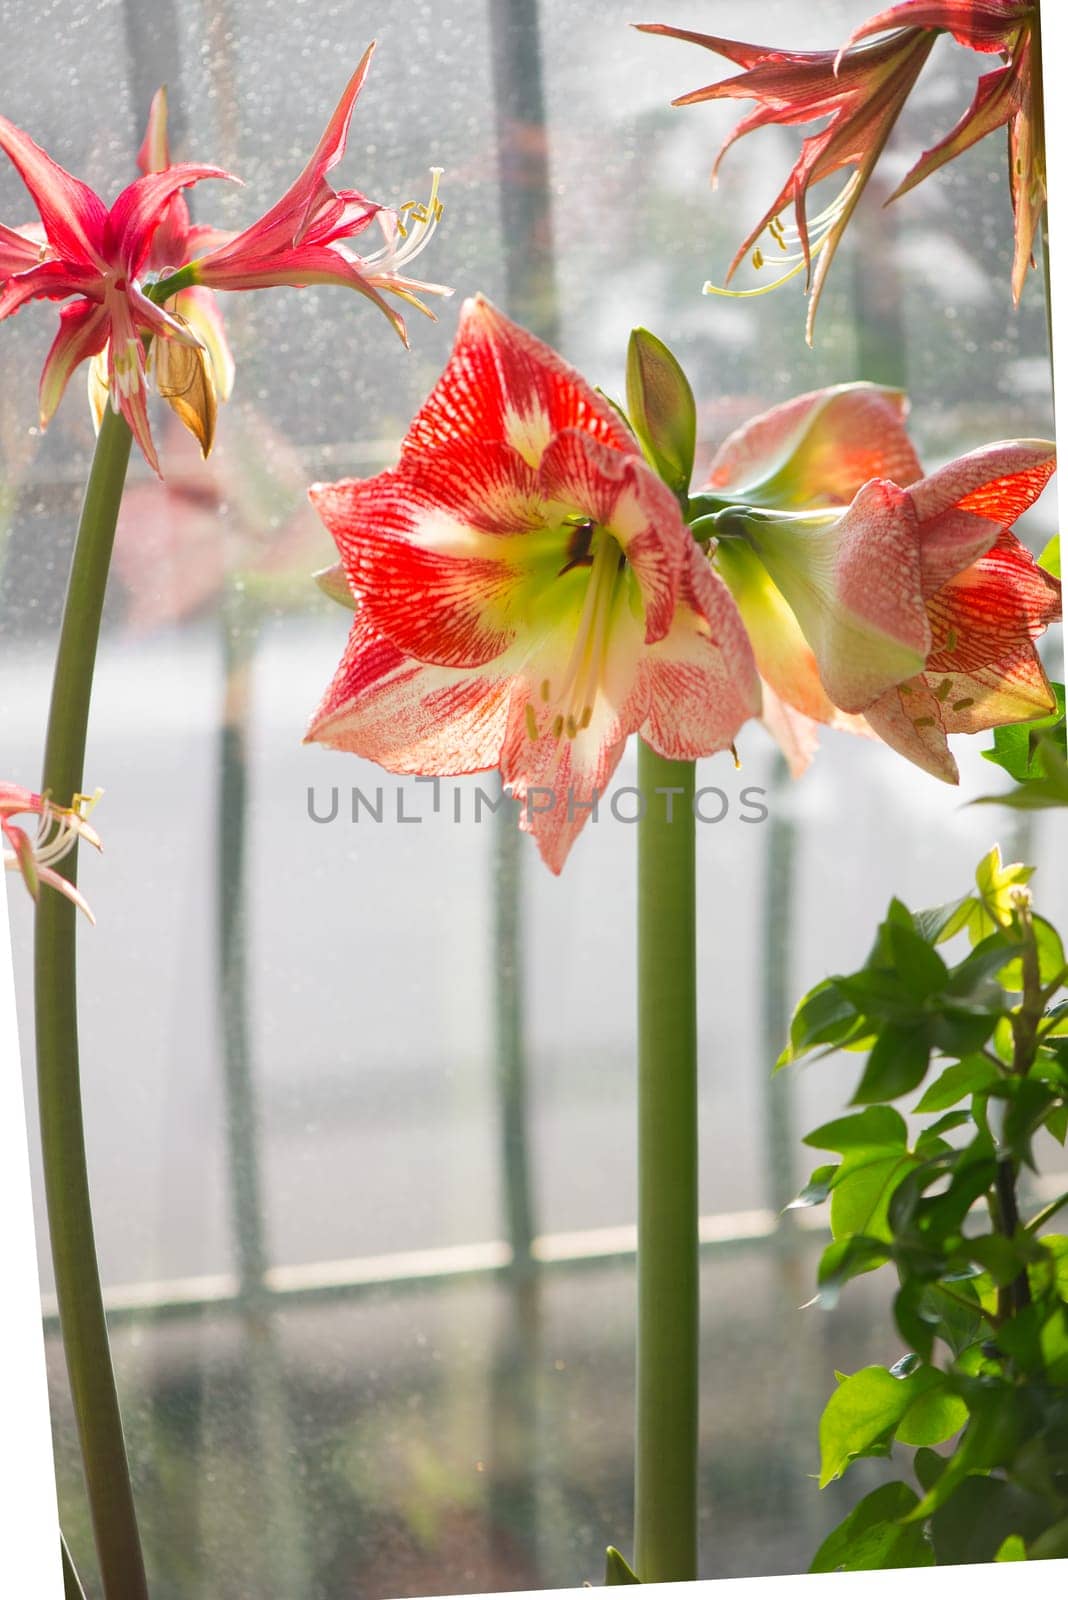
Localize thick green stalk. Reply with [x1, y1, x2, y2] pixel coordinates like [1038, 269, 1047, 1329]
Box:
[34, 407, 148, 1600]
[634, 740, 698, 1582]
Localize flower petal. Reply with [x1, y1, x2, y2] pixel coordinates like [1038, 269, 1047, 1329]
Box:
[640, 544, 761, 759]
[537, 427, 686, 642]
[863, 678, 959, 783]
[928, 647, 1054, 733]
[735, 480, 930, 712]
[403, 295, 637, 471]
[0, 114, 108, 267]
[137, 86, 171, 175]
[0, 220, 46, 275]
[39, 297, 109, 427]
[908, 439, 1056, 525]
[714, 537, 839, 722]
[172, 286, 235, 401]
[310, 472, 532, 669]
[305, 609, 511, 775]
[0, 258, 101, 317]
[107, 164, 237, 275]
[926, 529, 1061, 672]
[849, 2, 1030, 54]
[707, 383, 922, 505]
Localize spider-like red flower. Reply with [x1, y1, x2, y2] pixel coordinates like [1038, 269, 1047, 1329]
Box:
[1, 784, 102, 921]
[638, 0, 1041, 335]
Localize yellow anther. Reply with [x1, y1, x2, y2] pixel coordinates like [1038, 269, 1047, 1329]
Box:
[580, 706, 592, 731]
[944, 628, 959, 652]
[525, 703, 539, 741]
[752, 248, 765, 270]
[540, 678, 551, 702]
[552, 714, 564, 739]
[566, 714, 578, 739]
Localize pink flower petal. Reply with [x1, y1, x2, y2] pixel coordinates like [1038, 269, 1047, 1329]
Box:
[862, 678, 959, 783]
[38, 297, 109, 426]
[305, 610, 510, 774]
[707, 383, 922, 505]
[107, 164, 237, 276]
[640, 547, 761, 759]
[0, 113, 108, 268]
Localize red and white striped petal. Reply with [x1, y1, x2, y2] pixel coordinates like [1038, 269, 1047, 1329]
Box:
[39, 297, 109, 427]
[403, 295, 636, 471]
[310, 471, 538, 669]
[862, 678, 959, 784]
[707, 382, 922, 505]
[0, 113, 109, 269]
[306, 610, 511, 775]
[640, 546, 760, 759]
[925, 529, 1061, 674]
[909, 439, 1055, 526]
[537, 427, 685, 642]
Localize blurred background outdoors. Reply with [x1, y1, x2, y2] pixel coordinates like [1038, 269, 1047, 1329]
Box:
[1, 0, 1065, 1594]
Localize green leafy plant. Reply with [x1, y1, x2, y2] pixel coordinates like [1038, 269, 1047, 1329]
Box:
[782, 847, 1068, 1567]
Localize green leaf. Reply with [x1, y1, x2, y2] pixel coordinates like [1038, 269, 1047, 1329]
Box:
[806, 1107, 908, 1153]
[605, 1547, 641, 1584]
[913, 893, 975, 946]
[819, 1365, 941, 1486]
[999, 915, 1066, 992]
[816, 1236, 893, 1304]
[810, 1483, 933, 1572]
[929, 1475, 1052, 1563]
[625, 328, 696, 499]
[915, 1056, 1001, 1112]
[787, 1164, 837, 1211]
[896, 1380, 968, 1448]
[779, 979, 861, 1067]
[981, 687, 1066, 782]
[996, 1535, 1028, 1561]
[974, 736, 1068, 810]
[1028, 1517, 1068, 1559]
[828, 1148, 918, 1242]
[913, 1447, 946, 1493]
[852, 1023, 932, 1104]
[887, 924, 949, 998]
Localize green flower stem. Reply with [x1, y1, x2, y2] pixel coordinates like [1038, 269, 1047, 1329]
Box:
[634, 739, 699, 1583]
[34, 406, 148, 1600]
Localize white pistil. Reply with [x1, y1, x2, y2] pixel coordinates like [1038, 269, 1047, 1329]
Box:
[703, 172, 862, 300]
[367, 168, 445, 274]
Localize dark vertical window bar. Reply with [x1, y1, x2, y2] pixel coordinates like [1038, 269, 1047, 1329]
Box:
[486, 0, 560, 1582]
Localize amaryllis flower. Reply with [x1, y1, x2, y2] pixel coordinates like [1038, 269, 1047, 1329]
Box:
[2, 784, 102, 922]
[0, 44, 448, 473]
[0, 112, 232, 473]
[636, 20, 936, 342]
[638, 1, 1041, 334]
[187, 43, 449, 343]
[701, 383, 1058, 781]
[305, 295, 760, 873]
[88, 84, 236, 457]
[850, 2, 1041, 302]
